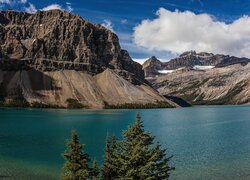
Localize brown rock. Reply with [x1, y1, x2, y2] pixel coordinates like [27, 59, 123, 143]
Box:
[0, 10, 144, 81]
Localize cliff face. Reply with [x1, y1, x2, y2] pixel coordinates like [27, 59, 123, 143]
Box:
[0, 10, 176, 108]
[0, 10, 144, 80]
[143, 51, 250, 77]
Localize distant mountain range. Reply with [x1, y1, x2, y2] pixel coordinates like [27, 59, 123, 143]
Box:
[143, 52, 250, 105]
[0, 10, 177, 108]
[143, 51, 250, 77]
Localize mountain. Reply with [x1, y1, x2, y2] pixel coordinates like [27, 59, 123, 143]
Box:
[0, 10, 176, 108]
[142, 56, 162, 77]
[0, 10, 143, 82]
[143, 51, 250, 77]
[149, 63, 250, 105]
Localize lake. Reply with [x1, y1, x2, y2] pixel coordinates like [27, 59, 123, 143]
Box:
[0, 106, 250, 179]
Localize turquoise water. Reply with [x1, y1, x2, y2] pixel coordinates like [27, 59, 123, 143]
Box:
[0, 106, 250, 179]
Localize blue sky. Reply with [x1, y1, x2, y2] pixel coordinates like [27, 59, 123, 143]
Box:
[1, 0, 250, 62]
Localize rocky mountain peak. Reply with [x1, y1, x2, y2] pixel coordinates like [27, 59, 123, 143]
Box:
[143, 51, 250, 77]
[149, 56, 158, 61]
[179, 51, 214, 58]
[179, 50, 197, 57]
[0, 10, 144, 81]
[143, 56, 161, 66]
[142, 56, 163, 77]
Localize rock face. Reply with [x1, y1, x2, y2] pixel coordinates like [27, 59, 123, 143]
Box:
[149, 63, 250, 105]
[142, 56, 162, 77]
[143, 51, 250, 77]
[0, 10, 144, 80]
[0, 10, 175, 108]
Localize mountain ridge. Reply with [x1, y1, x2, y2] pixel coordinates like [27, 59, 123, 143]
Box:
[147, 62, 250, 105]
[143, 51, 250, 77]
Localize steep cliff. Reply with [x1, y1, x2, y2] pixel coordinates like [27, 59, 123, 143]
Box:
[0, 10, 144, 80]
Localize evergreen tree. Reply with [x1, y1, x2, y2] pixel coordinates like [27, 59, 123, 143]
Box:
[61, 130, 91, 180]
[102, 134, 119, 180]
[110, 135, 120, 177]
[90, 158, 99, 180]
[117, 113, 174, 179]
[61, 115, 174, 180]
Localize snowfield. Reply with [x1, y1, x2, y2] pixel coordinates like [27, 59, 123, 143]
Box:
[193, 65, 215, 70]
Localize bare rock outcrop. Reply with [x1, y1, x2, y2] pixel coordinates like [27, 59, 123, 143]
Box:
[0, 10, 144, 81]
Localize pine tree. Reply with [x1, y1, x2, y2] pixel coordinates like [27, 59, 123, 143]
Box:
[90, 158, 99, 180]
[110, 135, 120, 177]
[61, 130, 91, 180]
[118, 113, 174, 179]
[102, 134, 119, 180]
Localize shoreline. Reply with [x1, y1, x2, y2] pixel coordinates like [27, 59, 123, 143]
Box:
[0, 104, 249, 110]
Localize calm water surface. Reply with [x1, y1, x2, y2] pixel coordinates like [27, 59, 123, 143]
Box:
[0, 106, 250, 179]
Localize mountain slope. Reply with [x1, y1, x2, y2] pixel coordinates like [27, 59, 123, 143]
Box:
[0, 69, 176, 108]
[149, 63, 250, 105]
[0, 10, 176, 108]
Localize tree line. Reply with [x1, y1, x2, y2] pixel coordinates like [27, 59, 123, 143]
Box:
[61, 114, 174, 179]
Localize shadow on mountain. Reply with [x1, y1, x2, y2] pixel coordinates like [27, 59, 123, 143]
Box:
[0, 59, 61, 100]
[165, 95, 192, 107]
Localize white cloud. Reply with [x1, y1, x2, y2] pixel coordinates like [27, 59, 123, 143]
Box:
[133, 8, 250, 58]
[132, 57, 171, 64]
[132, 58, 148, 64]
[0, 0, 26, 5]
[0, 1, 73, 13]
[41, 3, 73, 12]
[24, 3, 36, 14]
[66, 2, 73, 12]
[23, 2, 74, 14]
[42, 4, 62, 11]
[121, 19, 128, 24]
[0, 0, 11, 4]
[101, 19, 115, 32]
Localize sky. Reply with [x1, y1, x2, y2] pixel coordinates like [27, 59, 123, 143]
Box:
[1, 0, 250, 63]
